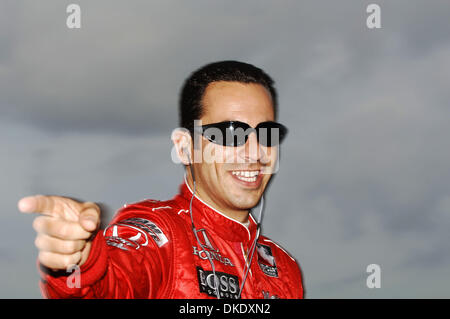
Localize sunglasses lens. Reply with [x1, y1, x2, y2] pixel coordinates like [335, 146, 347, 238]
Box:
[202, 121, 287, 147]
[203, 126, 224, 145]
[256, 122, 287, 147]
[226, 122, 250, 146]
[202, 122, 248, 146]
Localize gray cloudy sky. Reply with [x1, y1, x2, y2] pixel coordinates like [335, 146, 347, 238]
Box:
[1, 0, 450, 298]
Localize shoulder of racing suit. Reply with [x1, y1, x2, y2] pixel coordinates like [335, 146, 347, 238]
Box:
[257, 235, 298, 264]
[105, 197, 188, 251]
[255, 235, 304, 298]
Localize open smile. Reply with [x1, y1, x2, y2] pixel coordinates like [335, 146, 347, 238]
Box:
[229, 169, 263, 188]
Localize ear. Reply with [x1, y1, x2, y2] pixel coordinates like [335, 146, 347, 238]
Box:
[171, 128, 192, 165]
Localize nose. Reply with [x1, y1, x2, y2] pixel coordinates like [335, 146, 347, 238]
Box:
[240, 131, 264, 164]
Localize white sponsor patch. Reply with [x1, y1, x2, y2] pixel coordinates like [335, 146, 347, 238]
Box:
[104, 218, 168, 249]
[256, 243, 278, 278]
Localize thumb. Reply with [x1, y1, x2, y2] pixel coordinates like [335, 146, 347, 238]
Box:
[78, 203, 100, 232]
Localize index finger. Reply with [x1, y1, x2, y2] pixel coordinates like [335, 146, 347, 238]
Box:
[18, 195, 74, 217]
[18, 195, 47, 213]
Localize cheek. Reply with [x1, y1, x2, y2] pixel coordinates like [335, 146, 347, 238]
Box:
[205, 142, 237, 165]
[223, 146, 239, 164]
[200, 139, 223, 164]
[201, 142, 228, 177]
[267, 146, 279, 161]
[258, 145, 274, 160]
[261, 146, 279, 172]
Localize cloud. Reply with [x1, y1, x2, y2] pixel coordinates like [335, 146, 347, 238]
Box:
[6, 0, 450, 135]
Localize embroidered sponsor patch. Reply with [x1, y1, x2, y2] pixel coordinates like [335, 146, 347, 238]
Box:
[196, 266, 240, 299]
[192, 229, 234, 267]
[104, 235, 137, 251]
[121, 218, 168, 247]
[104, 218, 168, 250]
[262, 290, 280, 299]
[256, 243, 278, 278]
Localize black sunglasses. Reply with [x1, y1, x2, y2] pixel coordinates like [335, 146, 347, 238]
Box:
[193, 121, 288, 147]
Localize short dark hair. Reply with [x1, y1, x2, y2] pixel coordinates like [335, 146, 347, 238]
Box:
[179, 60, 278, 132]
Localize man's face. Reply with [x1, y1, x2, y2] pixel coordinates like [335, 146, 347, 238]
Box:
[190, 81, 279, 217]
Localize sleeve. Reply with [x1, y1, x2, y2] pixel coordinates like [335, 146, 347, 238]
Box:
[282, 252, 304, 299]
[293, 260, 304, 299]
[38, 204, 174, 299]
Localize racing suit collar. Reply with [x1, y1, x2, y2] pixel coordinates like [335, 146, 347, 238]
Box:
[178, 177, 258, 244]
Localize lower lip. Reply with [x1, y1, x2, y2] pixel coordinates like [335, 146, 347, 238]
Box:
[229, 171, 263, 188]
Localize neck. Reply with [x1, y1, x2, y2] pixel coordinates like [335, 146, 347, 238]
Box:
[185, 171, 250, 224]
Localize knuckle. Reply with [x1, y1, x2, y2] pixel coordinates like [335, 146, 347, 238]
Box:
[62, 257, 72, 269]
[62, 241, 78, 254]
[63, 252, 81, 268]
[58, 223, 71, 238]
[34, 236, 43, 250]
[32, 217, 42, 232]
[38, 251, 50, 266]
[38, 251, 44, 262]
[59, 255, 71, 269]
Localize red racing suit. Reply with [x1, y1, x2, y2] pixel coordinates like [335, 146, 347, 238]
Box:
[39, 181, 304, 299]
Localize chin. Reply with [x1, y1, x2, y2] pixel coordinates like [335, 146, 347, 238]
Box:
[228, 192, 262, 209]
[221, 175, 267, 208]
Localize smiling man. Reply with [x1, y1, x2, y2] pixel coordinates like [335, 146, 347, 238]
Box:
[18, 61, 303, 299]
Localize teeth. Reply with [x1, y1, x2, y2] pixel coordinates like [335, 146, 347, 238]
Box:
[231, 170, 259, 182]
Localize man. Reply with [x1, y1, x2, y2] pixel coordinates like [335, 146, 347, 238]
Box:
[18, 61, 303, 299]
